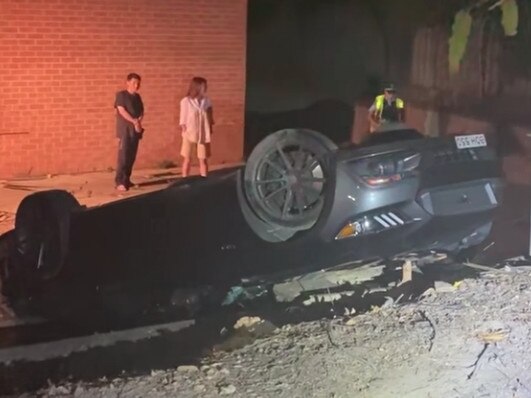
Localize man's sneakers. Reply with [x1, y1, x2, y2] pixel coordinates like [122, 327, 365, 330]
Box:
[116, 184, 127, 192]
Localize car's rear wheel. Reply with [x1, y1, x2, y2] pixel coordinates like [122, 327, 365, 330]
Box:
[241, 129, 337, 241]
[13, 190, 81, 283]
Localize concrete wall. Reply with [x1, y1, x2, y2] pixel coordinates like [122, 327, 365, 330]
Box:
[0, 0, 247, 178]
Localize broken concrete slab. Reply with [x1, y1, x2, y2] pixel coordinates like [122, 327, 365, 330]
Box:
[302, 291, 355, 306]
[0, 319, 194, 365]
[273, 261, 385, 303]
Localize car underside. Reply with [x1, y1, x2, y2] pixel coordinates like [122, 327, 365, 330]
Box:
[0, 124, 503, 317]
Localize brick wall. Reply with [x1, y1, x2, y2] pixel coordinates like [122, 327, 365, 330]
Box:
[0, 0, 247, 178]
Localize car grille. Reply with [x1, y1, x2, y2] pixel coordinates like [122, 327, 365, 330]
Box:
[433, 148, 479, 165]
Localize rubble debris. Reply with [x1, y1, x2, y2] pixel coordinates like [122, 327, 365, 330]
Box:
[222, 285, 268, 306]
[462, 261, 509, 273]
[302, 291, 355, 306]
[476, 329, 509, 343]
[433, 280, 456, 293]
[193, 384, 206, 393]
[234, 316, 263, 330]
[345, 318, 357, 326]
[28, 261, 531, 398]
[218, 383, 237, 395]
[343, 307, 356, 316]
[453, 280, 464, 289]
[176, 365, 199, 373]
[420, 287, 436, 298]
[273, 261, 385, 303]
[400, 259, 414, 284]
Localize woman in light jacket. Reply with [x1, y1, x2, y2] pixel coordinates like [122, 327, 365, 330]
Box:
[179, 77, 214, 177]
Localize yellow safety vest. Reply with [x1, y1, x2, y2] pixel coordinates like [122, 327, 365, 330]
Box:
[374, 94, 404, 118]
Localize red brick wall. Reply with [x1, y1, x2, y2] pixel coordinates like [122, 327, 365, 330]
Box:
[0, 0, 247, 178]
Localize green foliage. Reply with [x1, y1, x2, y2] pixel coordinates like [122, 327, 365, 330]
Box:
[449, 10, 473, 74]
[448, 0, 520, 75]
[500, 0, 518, 36]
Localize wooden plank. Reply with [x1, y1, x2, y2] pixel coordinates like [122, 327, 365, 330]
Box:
[401, 259, 413, 284]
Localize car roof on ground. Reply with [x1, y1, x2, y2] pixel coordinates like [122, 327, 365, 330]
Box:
[373, 122, 411, 133]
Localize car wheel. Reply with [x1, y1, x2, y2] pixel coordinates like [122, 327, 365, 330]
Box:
[242, 128, 337, 234]
[14, 190, 81, 282]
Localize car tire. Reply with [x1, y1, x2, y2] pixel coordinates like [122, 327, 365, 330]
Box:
[237, 170, 298, 243]
[241, 128, 337, 238]
[13, 190, 81, 282]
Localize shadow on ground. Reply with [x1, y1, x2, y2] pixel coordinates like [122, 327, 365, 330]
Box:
[0, 260, 478, 395]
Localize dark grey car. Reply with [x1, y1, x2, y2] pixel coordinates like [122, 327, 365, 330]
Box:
[0, 124, 502, 314]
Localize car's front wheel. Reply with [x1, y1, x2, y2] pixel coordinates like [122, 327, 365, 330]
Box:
[240, 128, 337, 242]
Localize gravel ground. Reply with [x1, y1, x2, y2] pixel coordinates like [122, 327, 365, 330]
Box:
[29, 264, 531, 398]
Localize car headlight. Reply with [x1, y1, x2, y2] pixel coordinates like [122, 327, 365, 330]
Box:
[350, 152, 421, 186]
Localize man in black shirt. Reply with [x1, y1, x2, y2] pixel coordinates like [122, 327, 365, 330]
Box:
[114, 73, 144, 191]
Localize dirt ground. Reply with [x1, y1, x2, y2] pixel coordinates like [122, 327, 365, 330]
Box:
[26, 262, 531, 398]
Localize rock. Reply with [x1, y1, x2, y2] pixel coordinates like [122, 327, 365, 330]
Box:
[194, 384, 206, 393]
[177, 365, 199, 373]
[381, 296, 394, 308]
[345, 318, 357, 326]
[220, 368, 230, 375]
[219, 384, 237, 395]
[73, 385, 85, 397]
[206, 368, 219, 377]
[234, 316, 263, 330]
[421, 287, 436, 297]
[344, 307, 356, 316]
[48, 385, 70, 395]
[434, 281, 456, 293]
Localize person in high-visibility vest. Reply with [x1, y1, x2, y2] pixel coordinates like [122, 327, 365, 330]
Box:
[368, 83, 405, 132]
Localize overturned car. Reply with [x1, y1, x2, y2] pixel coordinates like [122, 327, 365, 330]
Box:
[0, 124, 503, 316]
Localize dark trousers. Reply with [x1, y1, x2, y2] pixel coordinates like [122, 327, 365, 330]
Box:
[115, 133, 139, 187]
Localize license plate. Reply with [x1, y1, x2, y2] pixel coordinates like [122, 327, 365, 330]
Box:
[454, 134, 487, 149]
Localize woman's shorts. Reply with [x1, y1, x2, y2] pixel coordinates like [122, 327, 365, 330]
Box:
[180, 138, 211, 159]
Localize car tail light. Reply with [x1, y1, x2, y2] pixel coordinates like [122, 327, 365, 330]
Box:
[351, 152, 421, 186]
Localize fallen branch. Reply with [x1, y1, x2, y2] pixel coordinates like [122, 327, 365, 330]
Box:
[462, 262, 507, 273]
[417, 310, 436, 352]
[320, 320, 338, 348]
[467, 343, 489, 380]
